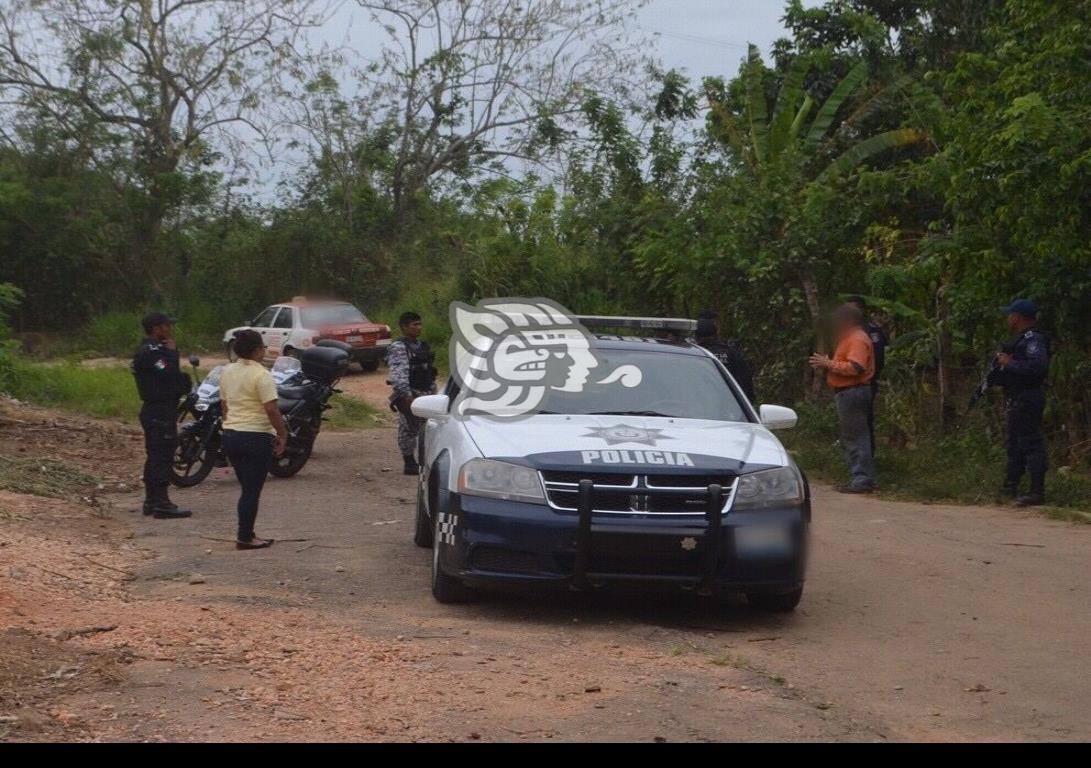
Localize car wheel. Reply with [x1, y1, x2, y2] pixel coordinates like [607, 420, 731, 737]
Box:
[746, 586, 803, 613]
[284, 346, 301, 359]
[431, 512, 475, 604]
[359, 359, 379, 373]
[413, 479, 433, 548]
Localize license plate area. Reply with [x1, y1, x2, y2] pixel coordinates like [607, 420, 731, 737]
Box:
[345, 334, 363, 343]
[734, 525, 794, 557]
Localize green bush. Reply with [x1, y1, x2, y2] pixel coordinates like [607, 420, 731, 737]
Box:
[81, 311, 144, 357]
[74, 309, 222, 358]
[782, 400, 1091, 513]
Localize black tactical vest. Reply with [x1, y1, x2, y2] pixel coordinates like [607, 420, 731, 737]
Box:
[407, 340, 436, 391]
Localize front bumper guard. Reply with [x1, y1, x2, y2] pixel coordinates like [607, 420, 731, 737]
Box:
[571, 479, 725, 595]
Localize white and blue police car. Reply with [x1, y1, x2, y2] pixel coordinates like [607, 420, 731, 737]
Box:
[410, 312, 810, 611]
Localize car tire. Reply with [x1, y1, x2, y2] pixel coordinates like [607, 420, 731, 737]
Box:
[359, 359, 379, 373]
[746, 586, 803, 613]
[431, 512, 475, 604]
[284, 346, 301, 359]
[413, 480, 433, 548]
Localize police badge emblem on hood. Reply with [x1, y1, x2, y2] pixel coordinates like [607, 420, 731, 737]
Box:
[463, 415, 787, 475]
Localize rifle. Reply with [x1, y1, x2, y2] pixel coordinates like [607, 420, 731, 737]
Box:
[967, 341, 1016, 409]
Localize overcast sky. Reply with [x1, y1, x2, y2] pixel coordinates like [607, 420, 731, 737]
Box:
[257, 0, 814, 196]
[325, 0, 805, 76]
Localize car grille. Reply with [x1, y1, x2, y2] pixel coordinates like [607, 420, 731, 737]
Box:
[540, 471, 736, 516]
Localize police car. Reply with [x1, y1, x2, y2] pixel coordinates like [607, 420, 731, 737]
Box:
[411, 314, 810, 611]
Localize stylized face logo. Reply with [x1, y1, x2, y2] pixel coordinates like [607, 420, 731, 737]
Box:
[450, 299, 639, 419]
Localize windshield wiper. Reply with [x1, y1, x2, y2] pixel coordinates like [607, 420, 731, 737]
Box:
[588, 410, 676, 418]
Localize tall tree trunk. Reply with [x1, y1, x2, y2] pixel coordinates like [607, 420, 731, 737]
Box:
[800, 265, 825, 395]
[936, 280, 957, 431]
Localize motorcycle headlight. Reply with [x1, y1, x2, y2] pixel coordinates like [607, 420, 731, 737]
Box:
[458, 459, 545, 505]
[732, 466, 803, 510]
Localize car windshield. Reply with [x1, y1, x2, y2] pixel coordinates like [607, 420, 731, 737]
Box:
[483, 348, 749, 422]
[301, 305, 367, 327]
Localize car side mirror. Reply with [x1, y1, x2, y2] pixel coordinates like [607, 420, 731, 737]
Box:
[188, 353, 201, 368]
[411, 394, 450, 420]
[759, 404, 798, 430]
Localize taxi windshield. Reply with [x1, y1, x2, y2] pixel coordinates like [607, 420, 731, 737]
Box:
[301, 305, 367, 327]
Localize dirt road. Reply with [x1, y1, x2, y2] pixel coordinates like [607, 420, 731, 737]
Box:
[1, 401, 1088, 741]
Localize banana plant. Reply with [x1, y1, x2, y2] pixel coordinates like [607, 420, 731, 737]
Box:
[707, 45, 923, 181]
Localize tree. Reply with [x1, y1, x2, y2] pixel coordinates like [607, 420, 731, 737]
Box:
[703, 45, 924, 375]
[0, 0, 325, 297]
[352, 0, 646, 220]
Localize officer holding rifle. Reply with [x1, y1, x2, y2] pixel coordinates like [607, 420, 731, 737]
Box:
[977, 300, 1051, 507]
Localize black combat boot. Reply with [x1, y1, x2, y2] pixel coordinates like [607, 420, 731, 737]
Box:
[142, 486, 156, 516]
[1015, 479, 1045, 507]
[998, 481, 1019, 501]
[403, 454, 420, 476]
[150, 486, 192, 519]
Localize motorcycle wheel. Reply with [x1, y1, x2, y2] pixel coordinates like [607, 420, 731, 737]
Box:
[170, 424, 218, 487]
[268, 436, 314, 478]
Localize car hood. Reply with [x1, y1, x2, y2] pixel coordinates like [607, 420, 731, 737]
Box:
[462, 415, 788, 474]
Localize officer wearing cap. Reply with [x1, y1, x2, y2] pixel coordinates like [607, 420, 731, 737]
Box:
[695, 310, 756, 402]
[986, 299, 1051, 506]
[131, 312, 192, 519]
[387, 311, 437, 475]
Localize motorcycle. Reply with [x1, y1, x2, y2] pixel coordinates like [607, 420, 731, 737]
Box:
[170, 354, 226, 487]
[169, 347, 346, 486]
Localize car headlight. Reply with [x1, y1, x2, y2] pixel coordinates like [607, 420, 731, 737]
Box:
[732, 466, 803, 510]
[458, 459, 545, 504]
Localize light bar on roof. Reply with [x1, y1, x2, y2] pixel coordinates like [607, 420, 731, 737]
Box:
[575, 315, 698, 333]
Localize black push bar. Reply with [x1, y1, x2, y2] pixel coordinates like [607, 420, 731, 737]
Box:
[570, 480, 726, 592]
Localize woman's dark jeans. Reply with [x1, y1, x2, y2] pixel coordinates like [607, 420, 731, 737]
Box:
[222, 430, 274, 542]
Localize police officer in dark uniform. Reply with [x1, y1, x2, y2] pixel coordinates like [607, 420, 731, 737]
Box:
[387, 311, 437, 474]
[131, 312, 192, 519]
[986, 299, 1051, 507]
[847, 296, 887, 457]
[695, 309, 756, 402]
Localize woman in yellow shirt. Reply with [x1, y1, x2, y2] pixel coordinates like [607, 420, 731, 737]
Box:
[220, 329, 288, 549]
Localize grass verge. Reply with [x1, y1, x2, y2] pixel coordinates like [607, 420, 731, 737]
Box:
[324, 394, 385, 430]
[782, 401, 1091, 518]
[3, 357, 384, 430]
[4, 359, 139, 421]
[0, 455, 102, 498]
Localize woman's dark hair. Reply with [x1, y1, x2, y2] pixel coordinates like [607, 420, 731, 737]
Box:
[232, 328, 264, 358]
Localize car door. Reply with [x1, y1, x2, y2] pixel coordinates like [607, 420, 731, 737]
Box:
[264, 306, 295, 361]
[248, 306, 280, 360]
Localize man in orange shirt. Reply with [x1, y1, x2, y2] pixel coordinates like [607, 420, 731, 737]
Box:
[809, 304, 876, 493]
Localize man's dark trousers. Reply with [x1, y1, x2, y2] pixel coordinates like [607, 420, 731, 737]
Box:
[1006, 390, 1047, 494]
[140, 402, 177, 503]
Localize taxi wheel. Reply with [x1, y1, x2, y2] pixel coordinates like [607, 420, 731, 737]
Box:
[359, 359, 379, 373]
[413, 481, 433, 548]
[746, 586, 803, 613]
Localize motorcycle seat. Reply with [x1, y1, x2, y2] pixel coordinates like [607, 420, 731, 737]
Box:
[276, 384, 312, 400]
[277, 397, 303, 413]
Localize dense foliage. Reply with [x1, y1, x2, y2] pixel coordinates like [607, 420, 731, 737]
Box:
[1, 0, 1089, 467]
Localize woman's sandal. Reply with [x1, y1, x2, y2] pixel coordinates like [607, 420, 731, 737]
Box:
[235, 537, 275, 550]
